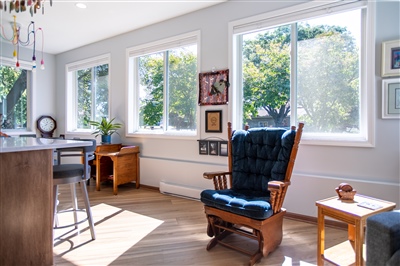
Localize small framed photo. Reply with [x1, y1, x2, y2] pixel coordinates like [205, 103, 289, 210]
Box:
[198, 69, 229, 105]
[219, 141, 228, 156]
[209, 141, 219, 156]
[205, 110, 222, 133]
[198, 140, 208, 155]
[382, 78, 400, 119]
[382, 39, 400, 77]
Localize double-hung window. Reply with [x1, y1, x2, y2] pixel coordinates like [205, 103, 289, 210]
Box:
[127, 31, 200, 138]
[66, 54, 110, 133]
[0, 57, 35, 134]
[230, 0, 374, 146]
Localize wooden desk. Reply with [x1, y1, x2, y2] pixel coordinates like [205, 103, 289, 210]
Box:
[95, 144, 140, 195]
[316, 194, 396, 266]
[0, 137, 91, 266]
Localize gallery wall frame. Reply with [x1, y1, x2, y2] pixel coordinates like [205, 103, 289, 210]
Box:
[197, 139, 228, 156]
[208, 141, 219, 156]
[382, 39, 400, 77]
[219, 141, 228, 156]
[198, 69, 229, 105]
[205, 110, 222, 133]
[382, 78, 400, 119]
[198, 140, 208, 155]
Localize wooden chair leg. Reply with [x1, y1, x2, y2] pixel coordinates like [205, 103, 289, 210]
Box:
[206, 215, 232, 250]
[249, 250, 263, 266]
[206, 221, 214, 237]
[259, 210, 285, 257]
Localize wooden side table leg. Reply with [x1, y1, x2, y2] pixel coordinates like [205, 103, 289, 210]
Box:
[348, 224, 356, 241]
[136, 155, 140, 189]
[112, 158, 118, 195]
[355, 219, 364, 266]
[96, 156, 101, 191]
[317, 207, 325, 265]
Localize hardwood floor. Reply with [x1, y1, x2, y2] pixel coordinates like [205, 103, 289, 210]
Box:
[54, 181, 349, 266]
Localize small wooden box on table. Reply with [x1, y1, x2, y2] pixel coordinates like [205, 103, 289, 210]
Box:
[316, 194, 396, 266]
[94, 144, 140, 195]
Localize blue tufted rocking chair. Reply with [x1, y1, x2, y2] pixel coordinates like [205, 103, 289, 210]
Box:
[200, 122, 304, 265]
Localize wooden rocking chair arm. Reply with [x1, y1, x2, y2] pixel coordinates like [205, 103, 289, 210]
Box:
[268, 180, 290, 190]
[203, 171, 232, 179]
[268, 180, 291, 214]
[203, 171, 232, 190]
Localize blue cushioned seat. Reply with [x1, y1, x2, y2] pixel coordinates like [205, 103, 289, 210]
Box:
[201, 189, 272, 219]
[200, 127, 296, 220]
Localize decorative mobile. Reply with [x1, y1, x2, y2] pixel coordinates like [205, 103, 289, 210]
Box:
[0, 15, 45, 71]
[0, 0, 53, 16]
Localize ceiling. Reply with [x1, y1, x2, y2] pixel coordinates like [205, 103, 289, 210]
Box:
[1, 0, 226, 54]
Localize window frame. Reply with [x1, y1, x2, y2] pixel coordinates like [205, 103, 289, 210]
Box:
[126, 31, 201, 139]
[228, 0, 375, 147]
[0, 56, 36, 136]
[65, 54, 111, 135]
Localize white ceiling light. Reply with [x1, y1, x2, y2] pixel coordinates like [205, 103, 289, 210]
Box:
[75, 3, 87, 9]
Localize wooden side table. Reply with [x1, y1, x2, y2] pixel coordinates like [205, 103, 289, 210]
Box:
[95, 144, 140, 195]
[316, 194, 396, 266]
[89, 143, 121, 180]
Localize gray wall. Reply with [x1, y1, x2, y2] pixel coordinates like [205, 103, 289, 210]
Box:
[2, 0, 398, 217]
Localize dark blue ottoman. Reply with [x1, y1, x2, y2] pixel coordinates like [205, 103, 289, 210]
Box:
[366, 211, 400, 266]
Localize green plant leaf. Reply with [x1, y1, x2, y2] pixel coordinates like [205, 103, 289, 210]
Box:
[88, 117, 122, 137]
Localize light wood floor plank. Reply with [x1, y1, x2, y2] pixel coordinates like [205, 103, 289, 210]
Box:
[54, 181, 348, 265]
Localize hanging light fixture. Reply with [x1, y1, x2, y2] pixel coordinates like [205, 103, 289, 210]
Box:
[0, 0, 53, 17]
[0, 15, 45, 71]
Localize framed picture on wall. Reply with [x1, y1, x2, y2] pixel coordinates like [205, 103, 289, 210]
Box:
[198, 69, 229, 105]
[219, 141, 228, 156]
[382, 78, 400, 119]
[198, 140, 209, 155]
[208, 141, 219, 156]
[205, 110, 222, 133]
[382, 39, 400, 77]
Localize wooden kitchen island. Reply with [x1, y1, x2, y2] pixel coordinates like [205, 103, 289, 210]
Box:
[0, 137, 92, 266]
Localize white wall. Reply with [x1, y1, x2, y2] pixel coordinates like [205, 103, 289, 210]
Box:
[3, 0, 396, 217]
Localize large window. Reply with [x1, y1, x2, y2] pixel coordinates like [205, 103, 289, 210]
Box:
[127, 31, 200, 137]
[0, 57, 34, 134]
[66, 54, 110, 133]
[231, 0, 374, 146]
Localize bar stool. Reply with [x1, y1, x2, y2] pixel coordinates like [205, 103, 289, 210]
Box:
[56, 138, 96, 185]
[53, 164, 96, 240]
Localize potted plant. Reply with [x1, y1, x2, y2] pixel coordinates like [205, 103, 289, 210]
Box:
[89, 117, 122, 144]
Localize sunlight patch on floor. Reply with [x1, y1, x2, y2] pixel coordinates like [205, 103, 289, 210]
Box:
[53, 203, 163, 265]
[282, 256, 316, 266]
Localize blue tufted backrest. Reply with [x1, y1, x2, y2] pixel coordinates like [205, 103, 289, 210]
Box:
[231, 127, 296, 192]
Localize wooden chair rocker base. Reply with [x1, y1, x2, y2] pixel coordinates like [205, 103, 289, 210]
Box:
[205, 205, 285, 266]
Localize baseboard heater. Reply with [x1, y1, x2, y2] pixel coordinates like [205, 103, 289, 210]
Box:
[159, 181, 202, 200]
